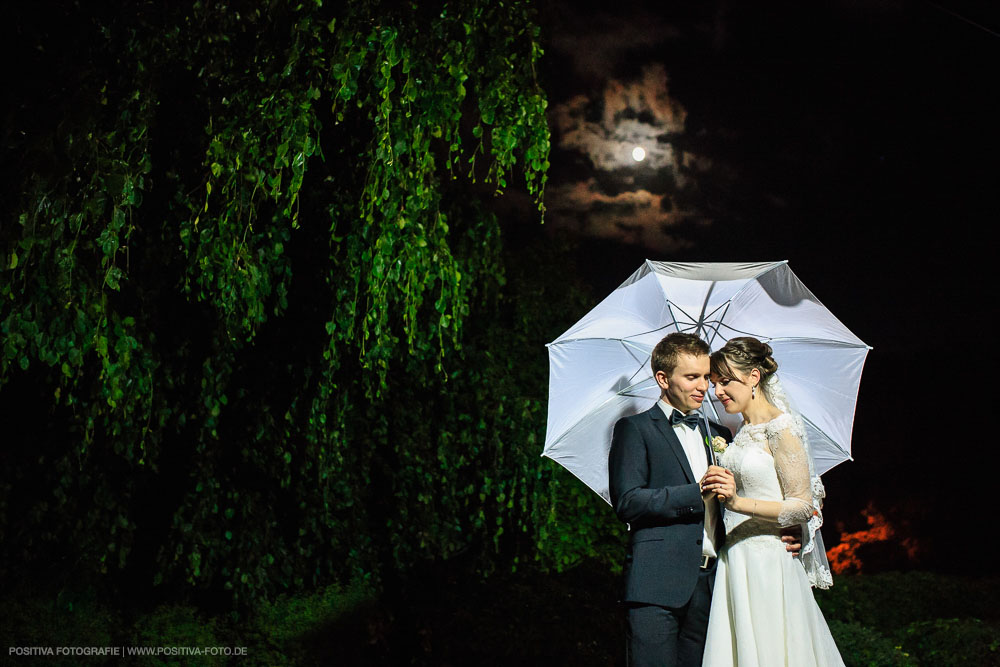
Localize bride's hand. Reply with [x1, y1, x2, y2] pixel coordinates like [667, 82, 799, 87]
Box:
[701, 466, 736, 502]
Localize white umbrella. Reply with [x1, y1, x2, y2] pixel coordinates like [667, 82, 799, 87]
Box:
[542, 260, 871, 503]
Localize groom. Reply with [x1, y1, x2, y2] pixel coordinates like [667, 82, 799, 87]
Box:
[608, 333, 731, 667]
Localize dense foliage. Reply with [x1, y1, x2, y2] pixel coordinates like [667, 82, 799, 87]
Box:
[0, 0, 631, 610]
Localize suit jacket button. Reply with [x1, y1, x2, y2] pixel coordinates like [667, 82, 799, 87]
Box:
[696, 539, 703, 545]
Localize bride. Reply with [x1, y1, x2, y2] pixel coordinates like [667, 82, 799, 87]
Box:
[700, 337, 844, 666]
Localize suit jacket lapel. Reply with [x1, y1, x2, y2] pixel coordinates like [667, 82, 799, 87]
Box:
[648, 405, 696, 484]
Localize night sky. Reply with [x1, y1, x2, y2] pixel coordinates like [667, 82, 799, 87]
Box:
[525, 0, 999, 571]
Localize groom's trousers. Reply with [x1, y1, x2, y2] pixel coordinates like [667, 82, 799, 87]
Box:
[625, 564, 716, 667]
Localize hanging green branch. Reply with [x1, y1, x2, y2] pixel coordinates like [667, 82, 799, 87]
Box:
[1, 0, 553, 607]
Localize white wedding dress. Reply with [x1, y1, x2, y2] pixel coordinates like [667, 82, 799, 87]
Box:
[702, 413, 844, 667]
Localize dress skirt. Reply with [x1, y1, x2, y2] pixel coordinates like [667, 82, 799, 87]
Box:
[703, 529, 845, 667]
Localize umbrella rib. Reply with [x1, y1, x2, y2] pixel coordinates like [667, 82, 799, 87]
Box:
[703, 394, 724, 422]
[622, 323, 673, 341]
[704, 303, 732, 348]
[666, 301, 700, 329]
[618, 369, 658, 394]
[547, 339, 655, 445]
[693, 299, 735, 345]
[767, 336, 872, 349]
[714, 319, 770, 340]
[545, 388, 652, 449]
[668, 300, 740, 341]
[714, 260, 788, 314]
[626, 366, 648, 385]
[619, 387, 655, 398]
[620, 338, 650, 361]
[800, 414, 854, 462]
[700, 300, 730, 322]
[548, 333, 661, 346]
[665, 302, 683, 333]
[694, 281, 718, 339]
[621, 341, 653, 385]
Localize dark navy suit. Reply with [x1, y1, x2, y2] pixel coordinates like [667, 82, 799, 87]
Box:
[608, 404, 731, 667]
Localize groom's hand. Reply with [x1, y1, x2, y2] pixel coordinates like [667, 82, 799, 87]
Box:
[781, 525, 803, 557]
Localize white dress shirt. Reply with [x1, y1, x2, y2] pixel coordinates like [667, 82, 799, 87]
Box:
[658, 399, 720, 559]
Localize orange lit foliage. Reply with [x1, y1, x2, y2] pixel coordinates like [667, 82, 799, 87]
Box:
[827, 503, 920, 574]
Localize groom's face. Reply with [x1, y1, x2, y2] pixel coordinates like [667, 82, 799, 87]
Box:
[656, 353, 711, 413]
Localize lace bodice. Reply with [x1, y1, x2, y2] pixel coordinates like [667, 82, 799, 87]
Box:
[718, 386, 834, 590]
[719, 413, 816, 536]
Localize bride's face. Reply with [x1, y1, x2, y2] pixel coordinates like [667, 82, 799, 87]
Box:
[712, 370, 753, 414]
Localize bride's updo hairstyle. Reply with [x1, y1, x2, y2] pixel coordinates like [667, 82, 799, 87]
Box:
[710, 337, 779, 397]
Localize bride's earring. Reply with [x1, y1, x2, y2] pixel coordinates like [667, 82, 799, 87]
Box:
[751, 384, 756, 399]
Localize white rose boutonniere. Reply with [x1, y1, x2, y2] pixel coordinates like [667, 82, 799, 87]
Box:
[710, 436, 728, 463]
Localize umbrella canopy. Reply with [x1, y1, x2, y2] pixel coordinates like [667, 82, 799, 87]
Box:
[543, 260, 870, 503]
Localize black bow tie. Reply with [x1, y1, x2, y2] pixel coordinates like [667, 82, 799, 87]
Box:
[669, 410, 701, 430]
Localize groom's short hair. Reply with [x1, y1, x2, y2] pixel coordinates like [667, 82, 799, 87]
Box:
[651, 333, 710, 377]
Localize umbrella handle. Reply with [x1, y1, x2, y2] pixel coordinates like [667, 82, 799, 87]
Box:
[700, 408, 717, 466]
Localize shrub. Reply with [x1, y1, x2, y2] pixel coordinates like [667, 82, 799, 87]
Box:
[129, 606, 224, 667]
[816, 572, 1000, 633]
[0, 590, 119, 666]
[827, 620, 915, 667]
[243, 576, 381, 666]
[903, 618, 1000, 667]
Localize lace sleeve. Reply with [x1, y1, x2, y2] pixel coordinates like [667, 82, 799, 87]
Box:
[766, 415, 815, 527]
[763, 376, 834, 589]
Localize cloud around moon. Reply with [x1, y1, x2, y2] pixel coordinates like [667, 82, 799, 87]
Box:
[547, 64, 712, 251]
